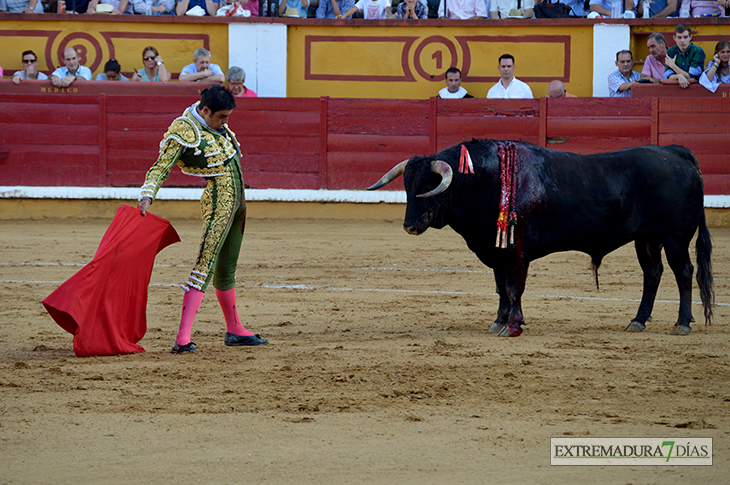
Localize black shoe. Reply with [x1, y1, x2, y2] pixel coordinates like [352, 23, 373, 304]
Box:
[171, 342, 197, 353]
[224, 332, 268, 346]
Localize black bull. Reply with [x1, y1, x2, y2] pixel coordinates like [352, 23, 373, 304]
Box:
[368, 139, 714, 337]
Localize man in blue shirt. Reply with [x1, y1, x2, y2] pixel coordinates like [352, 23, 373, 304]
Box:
[316, 0, 355, 17]
[51, 47, 93, 88]
[608, 50, 641, 97]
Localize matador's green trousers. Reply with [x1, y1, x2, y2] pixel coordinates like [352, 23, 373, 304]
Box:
[183, 159, 245, 293]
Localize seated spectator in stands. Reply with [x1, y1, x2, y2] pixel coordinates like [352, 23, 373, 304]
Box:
[131, 0, 174, 14]
[641, 32, 668, 83]
[535, 0, 584, 16]
[548, 80, 576, 97]
[12, 51, 48, 84]
[317, 0, 356, 17]
[438, 67, 473, 98]
[699, 40, 730, 93]
[635, 0, 676, 17]
[131, 46, 171, 82]
[490, 0, 533, 18]
[440, 0, 488, 18]
[397, 0, 428, 17]
[0, 0, 44, 13]
[487, 54, 533, 99]
[176, 0, 219, 15]
[51, 47, 92, 88]
[608, 50, 640, 97]
[55, 0, 92, 12]
[279, 0, 310, 17]
[689, 0, 725, 16]
[87, 0, 134, 13]
[227, 67, 257, 97]
[179, 48, 225, 83]
[588, 0, 635, 17]
[234, 0, 261, 16]
[664, 24, 706, 88]
[95, 59, 130, 81]
[339, 0, 395, 18]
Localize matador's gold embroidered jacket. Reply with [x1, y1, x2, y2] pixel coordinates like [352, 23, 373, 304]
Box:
[139, 102, 241, 202]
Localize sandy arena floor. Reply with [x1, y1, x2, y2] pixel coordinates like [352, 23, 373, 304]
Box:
[0, 214, 728, 484]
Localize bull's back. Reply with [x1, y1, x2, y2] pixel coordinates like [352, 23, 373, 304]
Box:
[522, 144, 704, 257]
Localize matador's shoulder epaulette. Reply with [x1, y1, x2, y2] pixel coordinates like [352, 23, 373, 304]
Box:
[160, 115, 201, 150]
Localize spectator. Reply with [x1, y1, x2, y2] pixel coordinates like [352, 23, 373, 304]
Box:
[87, 0, 134, 13]
[487, 54, 533, 99]
[51, 47, 92, 88]
[491, 0, 533, 18]
[339, 0, 395, 18]
[279, 0, 309, 17]
[58, 0, 92, 12]
[699, 40, 730, 93]
[548, 80, 576, 97]
[608, 50, 641, 97]
[223, 0, 260, 16]
[439, 0, 488, 18]
[635, 0, 677, 17]
[131, 0, 174, 14]
[397, 0, 428, 17]
[588, 0, 635, 17]
[95, 59, 130, 81]
[664, 24, 706, 88]
[179, 48, 225, 83]
[689, 0, 725, 16]
[0, 0, 44, 12]
[641, 32, 668, 83]
[131, 46, 171, 82]
[316, 0, 355, 17]
[438, 67, 474, 98]
[176, 0, 219, 15]
[227, 66, 257, 97]
[535, 0, 584, 15]
[13, 50, 49, 84]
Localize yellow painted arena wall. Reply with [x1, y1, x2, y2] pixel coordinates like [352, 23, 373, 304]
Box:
[286, 23, 595, 99]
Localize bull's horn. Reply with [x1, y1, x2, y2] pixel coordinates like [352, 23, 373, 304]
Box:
[416, 160, 453, 198]
[366, 160, 408, 191]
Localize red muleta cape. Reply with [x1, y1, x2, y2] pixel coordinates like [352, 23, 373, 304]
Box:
[43, 205, 180, 357]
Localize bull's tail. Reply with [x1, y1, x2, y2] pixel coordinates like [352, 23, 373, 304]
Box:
[696, 211, 714, 325]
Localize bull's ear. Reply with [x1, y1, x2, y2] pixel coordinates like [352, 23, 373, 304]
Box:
[416, 160, 453, 198]
[367, 160, 408, 190]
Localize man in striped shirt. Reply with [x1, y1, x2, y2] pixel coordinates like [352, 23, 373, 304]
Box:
[608, 50, 641, 97]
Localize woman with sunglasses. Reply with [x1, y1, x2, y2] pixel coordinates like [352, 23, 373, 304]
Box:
[12, 50, 48, 84]
[130, 46, 171, 82]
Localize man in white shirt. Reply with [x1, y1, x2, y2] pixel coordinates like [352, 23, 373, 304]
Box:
[438, 67, 474, 98]
[51, 47, 93, 88]
[486, 54, 533, 99]
[438, 0, 488, 18]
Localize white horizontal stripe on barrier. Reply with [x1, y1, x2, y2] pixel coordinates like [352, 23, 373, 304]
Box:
[0, 187, 406, 204]
[1, 187, 728, 207]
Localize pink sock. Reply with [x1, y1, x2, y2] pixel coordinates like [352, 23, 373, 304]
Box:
[176, 288, 205, 345]
[216, 287, 253, 336]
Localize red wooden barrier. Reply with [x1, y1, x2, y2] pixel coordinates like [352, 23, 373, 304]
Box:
[1, 91, 728, 195]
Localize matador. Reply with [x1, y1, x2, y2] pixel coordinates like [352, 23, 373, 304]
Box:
[138, 85, 267, 353]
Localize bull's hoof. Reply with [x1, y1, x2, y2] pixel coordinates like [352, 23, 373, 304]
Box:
[669, 325, 692, 335]
[624, 320, 646, 332]
[497, 325, 523, 337]
[489, 323, 507, 334]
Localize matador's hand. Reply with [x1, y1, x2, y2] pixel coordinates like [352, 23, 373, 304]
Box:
[138, 197, 151, 216]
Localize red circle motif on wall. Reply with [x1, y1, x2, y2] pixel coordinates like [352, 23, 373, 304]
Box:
[56, 33, 103, 73]
[413, 36, 460, 82]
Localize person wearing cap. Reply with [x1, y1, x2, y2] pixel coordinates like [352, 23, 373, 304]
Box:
[86, 0, 134, 13]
